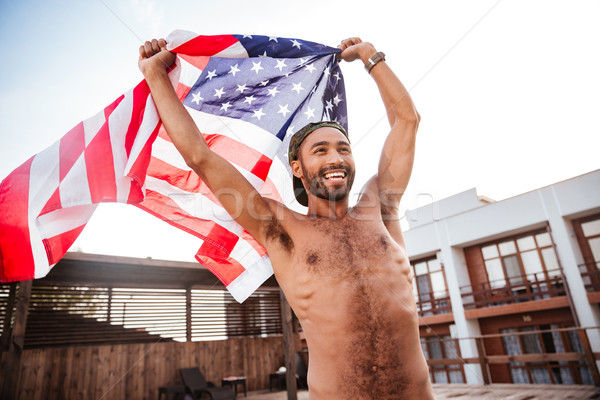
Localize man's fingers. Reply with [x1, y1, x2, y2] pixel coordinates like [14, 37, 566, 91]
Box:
[158, 38, 167, 50]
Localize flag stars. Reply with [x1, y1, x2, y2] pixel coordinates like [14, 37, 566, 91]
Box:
[259, 50, 268, 57]
[325, 100, 334, 112]
[243, 34, 253, 39]
[291, 39, 302, 49]
[244, 95, 257, 105]
[220, 102, 232, 111]
[269, 36, 279, 42]
[251, 61, 264, 74]
[253, 108, 266, 120]
[305, 64, 316, 73]
[267, 86, 280, 97]
[275, 59, 287, 72]
[292, 82, 304, 94]
[228, 63, 241, 77]
[205, 69, 217, 80]
[278, 104, 290, 117]
[333, 94, 343, 106]
[214, 87, 225, 99]
[259, 80, 269, 86]
[304, 106, 315, 119]
[236, 84, 248, 93]
[191, 91, 204, 105]
[334, 72, 341, 82]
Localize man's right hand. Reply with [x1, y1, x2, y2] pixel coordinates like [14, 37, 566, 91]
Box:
[138, 38, 176, 77]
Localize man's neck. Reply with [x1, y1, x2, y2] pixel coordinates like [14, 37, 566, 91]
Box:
[307, 198, 350, 220]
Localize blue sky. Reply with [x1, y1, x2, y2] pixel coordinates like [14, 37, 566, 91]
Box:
[1, 0, 598, 260]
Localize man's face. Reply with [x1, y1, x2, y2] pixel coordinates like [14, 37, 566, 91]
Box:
[293, 127, 355, 203]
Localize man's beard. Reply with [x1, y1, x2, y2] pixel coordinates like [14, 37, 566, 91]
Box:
[303, 164, 355, 202]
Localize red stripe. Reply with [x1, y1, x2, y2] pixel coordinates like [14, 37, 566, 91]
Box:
[195, 252, 245, 286]
[177, 54, 210, 72]
[126, 120, 162, 204]
[39, 188, 61, 216]
[85, 119, 117, 203]
[0, 157, 35, 282]
[171, 34, 238, 56]
[175, 82, 192, 102]
[125, 80, 152, 157]
[42, 224, 86, 265]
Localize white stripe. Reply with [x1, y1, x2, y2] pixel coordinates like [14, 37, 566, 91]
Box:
[28, 141, 61, 274]
[166, 29, 200, 50]
[185, 107, 282, 157]
[107, 88, 134, 202]
[226, 255, 273, 303]
[152, 136, 266, 191]
[178, 57, 202, 88]
[58, 153, 93, 207]
[36, 204, 97, 239]
[213, 41, 249, 58]
[82, 108, 106, 146]
[124, 95, 160, 175]
[145, 175, 245, 236]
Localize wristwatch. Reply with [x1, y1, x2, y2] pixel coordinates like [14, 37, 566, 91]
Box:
[365, 51, 386, 73]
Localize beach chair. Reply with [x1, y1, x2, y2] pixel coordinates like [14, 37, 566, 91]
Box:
[179, 367, 235, 400]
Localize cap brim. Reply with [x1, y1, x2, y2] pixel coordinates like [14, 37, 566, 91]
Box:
[293, 176, 308, 207]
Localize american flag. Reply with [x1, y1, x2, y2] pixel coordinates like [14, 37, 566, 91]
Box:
[0, 30, 347, 302]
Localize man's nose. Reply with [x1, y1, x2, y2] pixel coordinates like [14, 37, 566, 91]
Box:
[326, 150, 344, 164]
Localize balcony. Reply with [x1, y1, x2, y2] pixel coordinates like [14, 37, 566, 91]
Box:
[416, 290, 452, 324]
[460, 269, 566, 313]
[579, 262, 600, 292]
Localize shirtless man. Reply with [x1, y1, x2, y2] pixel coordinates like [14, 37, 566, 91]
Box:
[139, 36, 434, 399]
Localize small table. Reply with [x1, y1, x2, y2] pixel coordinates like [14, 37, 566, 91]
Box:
[158, 385, 186, 400]
[221, 376, 247, 398]
[269, 372, 286, 391]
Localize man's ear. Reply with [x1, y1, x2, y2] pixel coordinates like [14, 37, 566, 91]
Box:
[290, 160, 303, 178]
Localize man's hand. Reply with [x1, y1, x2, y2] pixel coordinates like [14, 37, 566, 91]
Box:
[338, 37, 377, 64]
[138, 38, 176, 77]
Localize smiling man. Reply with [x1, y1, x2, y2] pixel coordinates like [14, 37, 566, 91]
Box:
[139, 36, 434, 399]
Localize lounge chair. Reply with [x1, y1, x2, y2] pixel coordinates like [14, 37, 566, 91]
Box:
[179, 367, 235, 400]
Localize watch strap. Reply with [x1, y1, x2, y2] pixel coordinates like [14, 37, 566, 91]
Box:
[365, 51, 386, 73]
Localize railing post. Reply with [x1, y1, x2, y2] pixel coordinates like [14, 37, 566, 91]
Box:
[475, 337, 491, 385]
[186, 287, 192, 342]
[578, 328, 600, 387]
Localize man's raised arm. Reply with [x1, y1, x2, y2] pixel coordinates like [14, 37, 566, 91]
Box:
[339, 38, 420, 213]
[138, 39, 276, 245]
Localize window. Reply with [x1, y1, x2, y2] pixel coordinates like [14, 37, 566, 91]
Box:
[420, 334, 465, 383]
[411, 257, 450, 316]
[481, 230, 561, 288]
[500, 325, 593, 385]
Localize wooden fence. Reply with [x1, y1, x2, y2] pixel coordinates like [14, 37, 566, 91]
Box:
[1, 335, 285, 400]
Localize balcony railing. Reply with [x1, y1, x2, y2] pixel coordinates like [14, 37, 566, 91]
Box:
[579, 262, 600, 292]
[416, 290, 452, 317]
[461, 269, 565, 309]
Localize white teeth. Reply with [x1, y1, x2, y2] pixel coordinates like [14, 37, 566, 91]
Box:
[324, 171, 346, 179]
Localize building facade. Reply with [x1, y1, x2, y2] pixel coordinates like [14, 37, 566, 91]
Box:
[404, 170, 600, 385]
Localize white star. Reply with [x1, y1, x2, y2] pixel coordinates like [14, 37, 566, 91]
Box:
[284, 72, 292, 78]
[324, 68, 331, 77]
[325, 100, 334, 112]
[333, 94, 343, 106]
[287, 126, 295, 135]
[191, 91, 203, 105]
[305, 64, 316, 73]
[334, 72, 341, 82]
[299, 57, 308, 65]
[278, 104, 290, 117]
[243, 34, 253, 39]
[259, 51, 268, 57]
[236, 84, 248, 93]
[259, 80, 269, 86]
[304, 106, 315, 119]
[292, 82, 304, 94]
[214, 87, 225, 99]
[205, 69, 217, 80]
[267, 86, 280, 97]
[253, 108, 266, 120]
[275, 59, 287, 72]
[251, 61, 264, 74]
[291, 39, 302, 49]
[244, 95, 257, 105]
[228, 63, 240, 77]
[220, 102, 232, 111]
[269, 37, 279, 42]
